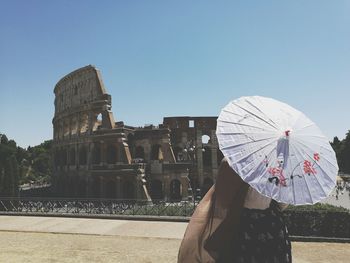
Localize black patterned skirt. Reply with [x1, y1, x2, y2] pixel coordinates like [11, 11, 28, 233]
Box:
[223, 202, 292, 263]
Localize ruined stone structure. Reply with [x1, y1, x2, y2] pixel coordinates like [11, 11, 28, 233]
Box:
[52, 65, 220, 201]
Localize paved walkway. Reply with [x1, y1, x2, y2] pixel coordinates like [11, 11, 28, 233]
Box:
[0, 216, 349, 262]
[321, 187, 350, 210]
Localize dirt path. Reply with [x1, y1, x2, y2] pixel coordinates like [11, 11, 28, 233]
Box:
[0, 231, 180, 263]
[1, 231, 350, 263]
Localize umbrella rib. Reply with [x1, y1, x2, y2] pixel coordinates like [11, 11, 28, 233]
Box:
[219, 136, 277, 150]
[288, 144, 306, 204]
[217, 131, 275, 136]
[292, 137, 338, 170]
[293, 140, 337, 187]
[217, 120, 270, 131]
[232, 102, 279, 131]
[291, 142, 333, 200]
[232, 138, 278, 165]
[245, 99, 280, 128]
[289, 143, 315, 204]
[241, 142, 277, 181]
[293, 133, 327, 139]
[293, 122, 315, 133]
[250, 147, 284, 202]
[221, 108, 246, 118]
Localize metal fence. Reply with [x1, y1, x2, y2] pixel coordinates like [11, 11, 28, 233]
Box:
[0, 197, 197, 218]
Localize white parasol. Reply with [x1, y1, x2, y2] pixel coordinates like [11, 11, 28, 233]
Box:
[216, 96, 338, 205]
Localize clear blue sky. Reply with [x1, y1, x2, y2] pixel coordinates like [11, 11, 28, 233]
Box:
[0, 0, 349, 148]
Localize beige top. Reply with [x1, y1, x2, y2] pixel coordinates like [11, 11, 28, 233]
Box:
[243, 186, 272, 210]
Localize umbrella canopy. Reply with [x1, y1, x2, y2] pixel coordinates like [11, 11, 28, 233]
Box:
[216, 96, 338, 205]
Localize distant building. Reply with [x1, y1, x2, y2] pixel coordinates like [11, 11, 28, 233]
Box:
[52, 65, 221, 201]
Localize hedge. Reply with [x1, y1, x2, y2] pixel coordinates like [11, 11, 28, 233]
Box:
[284, 204, 350, 238]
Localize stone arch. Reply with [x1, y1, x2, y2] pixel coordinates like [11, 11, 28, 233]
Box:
[170, 179, 182, 201]
[71, 117, 78, 135]
[150, 179, 163, 200]
[78, 177, 86, 197]
[122, 181, 135, 200]
[151, 144, 163, 161]
[79, 145, 87, 165]
[54, 149, 60, 167]
[92, 143, 101, 164]
[135, 146, 145, 160]
[80, 113, 89, 134]
[105, 179, 116, 199]
[202, 134, 211, 144]
[90, 177, 100, 198]
[106, 144, 117, 164]
[64, 119, 70, 137]
[127, 133, 135, 149]
[92, 113, 103, 131]
[69, 147, 76, 165]
[61, 148, 67, 166]
[59, 121, 64, 139]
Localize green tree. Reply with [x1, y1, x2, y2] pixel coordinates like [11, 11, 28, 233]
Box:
[340, 131, 350, 173]
[331, 136, 343, 170]
[0, 134, 19, 197]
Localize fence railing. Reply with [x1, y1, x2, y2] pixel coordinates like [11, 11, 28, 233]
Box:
[0, 197, 197, 217]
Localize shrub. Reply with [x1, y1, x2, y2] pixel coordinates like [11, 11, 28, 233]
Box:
[283, 204, 350, 238]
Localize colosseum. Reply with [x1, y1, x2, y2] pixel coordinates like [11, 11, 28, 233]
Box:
[52, 65, 223, 201]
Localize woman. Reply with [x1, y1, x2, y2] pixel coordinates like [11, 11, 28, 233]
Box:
[178, 158, 291, 263]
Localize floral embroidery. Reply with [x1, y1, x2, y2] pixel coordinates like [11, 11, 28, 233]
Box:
[303, 160, 317, 175]
[267, 152, 321, 186]
[268, 166, 287, 187]
[314, 153, 320, 161]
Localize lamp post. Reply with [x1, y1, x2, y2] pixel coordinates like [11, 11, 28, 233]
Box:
[183, 140, 204, 207]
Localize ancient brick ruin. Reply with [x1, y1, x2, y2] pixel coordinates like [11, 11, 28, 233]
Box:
[52, 65, 222, 201]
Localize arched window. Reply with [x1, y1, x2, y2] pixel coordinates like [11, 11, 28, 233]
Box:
[135, 146, 145, 159]
[127, 133, 134, 148]
[151, 144, 163, 161]
[79, 146, 87, 165]
[105, 180, 116, 199]
[69, 148, 76, 165]
[170, 179, 182, 201]
[90, 177, 100, 198]
[92, 143, 101, 164]
[93, 113, 103, 131]
[150, 180, 163, 200]
[123, 181, 135, 199]
[80, 114, 89, 133]
[61, 149, 67, 166]
[107, 144, 117, 164]
[202, 135, 210, 144]
[78, 177, 86, 197]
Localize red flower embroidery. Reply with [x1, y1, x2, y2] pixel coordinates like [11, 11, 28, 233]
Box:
[314, 153, 320, 161]
[268, 167, 287, 186]
[304, 160, 316, 175]
[268, 167, 282, 176]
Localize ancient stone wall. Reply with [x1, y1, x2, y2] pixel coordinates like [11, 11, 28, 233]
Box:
[52, 65, 220, 201]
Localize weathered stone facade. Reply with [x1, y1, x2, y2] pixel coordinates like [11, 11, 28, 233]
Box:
[52, 65, 220, 201]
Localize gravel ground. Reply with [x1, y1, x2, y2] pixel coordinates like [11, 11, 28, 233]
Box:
[1, 231, 350, 263]
[0, 231, 180, 263]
